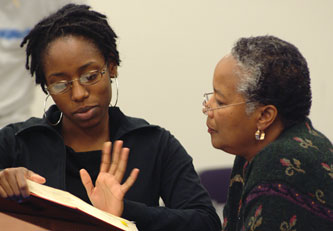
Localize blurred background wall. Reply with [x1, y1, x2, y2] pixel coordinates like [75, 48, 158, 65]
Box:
[30, 0, 333, 172]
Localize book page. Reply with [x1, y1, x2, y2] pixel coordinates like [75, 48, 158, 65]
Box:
[27, 180, 138, 231]
[27, 180, 75, 208]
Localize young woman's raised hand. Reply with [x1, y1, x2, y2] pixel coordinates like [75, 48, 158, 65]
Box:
[80, 141, 139, 216]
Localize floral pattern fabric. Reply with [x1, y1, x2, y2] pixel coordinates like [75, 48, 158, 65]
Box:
[222, 118, 333, 230]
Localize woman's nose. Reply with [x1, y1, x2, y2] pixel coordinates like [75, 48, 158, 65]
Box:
[71, 81, 89, 102]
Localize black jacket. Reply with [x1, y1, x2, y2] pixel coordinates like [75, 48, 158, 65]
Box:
[0, 106, 221, 231]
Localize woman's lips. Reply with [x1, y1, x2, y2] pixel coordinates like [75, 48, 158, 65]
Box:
[74, 106, 94, 113]
[73, 106, 96, 120]
[207, 124, 217, 134]
[208, 127, 216, 134]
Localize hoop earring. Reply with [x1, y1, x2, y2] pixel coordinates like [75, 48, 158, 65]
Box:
[110, 77, 119, 107]
[255, 129, 265, 141]
[43, 94, 63, 126]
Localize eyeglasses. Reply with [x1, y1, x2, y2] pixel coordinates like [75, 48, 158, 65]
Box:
[46, 65, 107, 95]
[202, 92, 248, 115]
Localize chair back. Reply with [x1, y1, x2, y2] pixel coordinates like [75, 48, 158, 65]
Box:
[199, 168, 232, 204]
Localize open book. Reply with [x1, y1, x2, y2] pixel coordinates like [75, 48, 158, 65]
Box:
[0, 180, 138, 231]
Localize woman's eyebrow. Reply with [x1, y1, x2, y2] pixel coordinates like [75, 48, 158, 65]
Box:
[77, 62, 96, 72]
[47, 71, 67, 79]
[47, 62, 97, 79]
[213, 88, 225, 98]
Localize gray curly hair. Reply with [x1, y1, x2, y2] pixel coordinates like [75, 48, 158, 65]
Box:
[231, 35, 311, 128]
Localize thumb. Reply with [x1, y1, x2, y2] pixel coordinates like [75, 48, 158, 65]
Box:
[26, 170, 46, 184]
[80, 169, 94, 199]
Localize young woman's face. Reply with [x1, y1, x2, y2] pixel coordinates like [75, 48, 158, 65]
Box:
[205, 55, 258, 157]
[43, 35, 114, 129]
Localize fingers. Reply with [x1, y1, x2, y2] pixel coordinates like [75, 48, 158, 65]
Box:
[0, 185, 7, 198]
[26, 170, 46, 184]
[121, 168, 140, 194]
[17, 170, 46, 198]
[0, 167, 38, 199]
[109, 141, 123, 175]
[0, 170, 15, 197]
[100, 142, 112, 172]
[0, 168, 24, 198]
[99, 140, 138, 192]
[102, 140, 130, 183]
[17, 171, 30, 198]
[80, 169, 94, 199]
[114, 147, 130, 183]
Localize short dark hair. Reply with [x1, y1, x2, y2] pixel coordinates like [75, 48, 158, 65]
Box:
[231, 35, 312, 128]
[21, 4, 120, 94]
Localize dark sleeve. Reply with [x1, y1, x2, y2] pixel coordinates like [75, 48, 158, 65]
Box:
[122, 130, 222, 231]
[0, 126, 18, 169]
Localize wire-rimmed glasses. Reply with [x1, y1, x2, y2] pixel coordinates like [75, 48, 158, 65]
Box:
[46, 65, 107, 95]
[202, 92, 248, 115]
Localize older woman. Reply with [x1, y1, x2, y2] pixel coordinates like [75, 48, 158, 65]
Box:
[0, 4, 221, 231]
[203, 36, 333, 230]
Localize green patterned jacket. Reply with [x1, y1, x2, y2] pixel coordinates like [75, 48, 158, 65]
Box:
[223, 118, 333, 231]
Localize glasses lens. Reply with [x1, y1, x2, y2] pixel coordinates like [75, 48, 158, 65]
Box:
[204, 93, 213, 104]
[202, 93, 214, 115]
[80, 70, 101, 86]
[49, 82, 68, 94]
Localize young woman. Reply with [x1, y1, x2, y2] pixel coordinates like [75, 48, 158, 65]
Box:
[0, 4, 221, 231]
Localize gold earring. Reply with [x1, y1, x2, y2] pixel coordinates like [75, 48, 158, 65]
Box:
[255, 129, 265, 141]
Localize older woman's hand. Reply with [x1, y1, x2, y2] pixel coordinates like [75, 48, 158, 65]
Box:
[79, 141, 139, 217]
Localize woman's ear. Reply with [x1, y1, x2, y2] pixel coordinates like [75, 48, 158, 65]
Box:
[256, 104, 278, 131]
[108, 63, 118, 78]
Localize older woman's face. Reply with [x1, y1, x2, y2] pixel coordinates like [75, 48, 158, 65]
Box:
[43, 35, 113, 129]
[206, 55, 258, 157]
